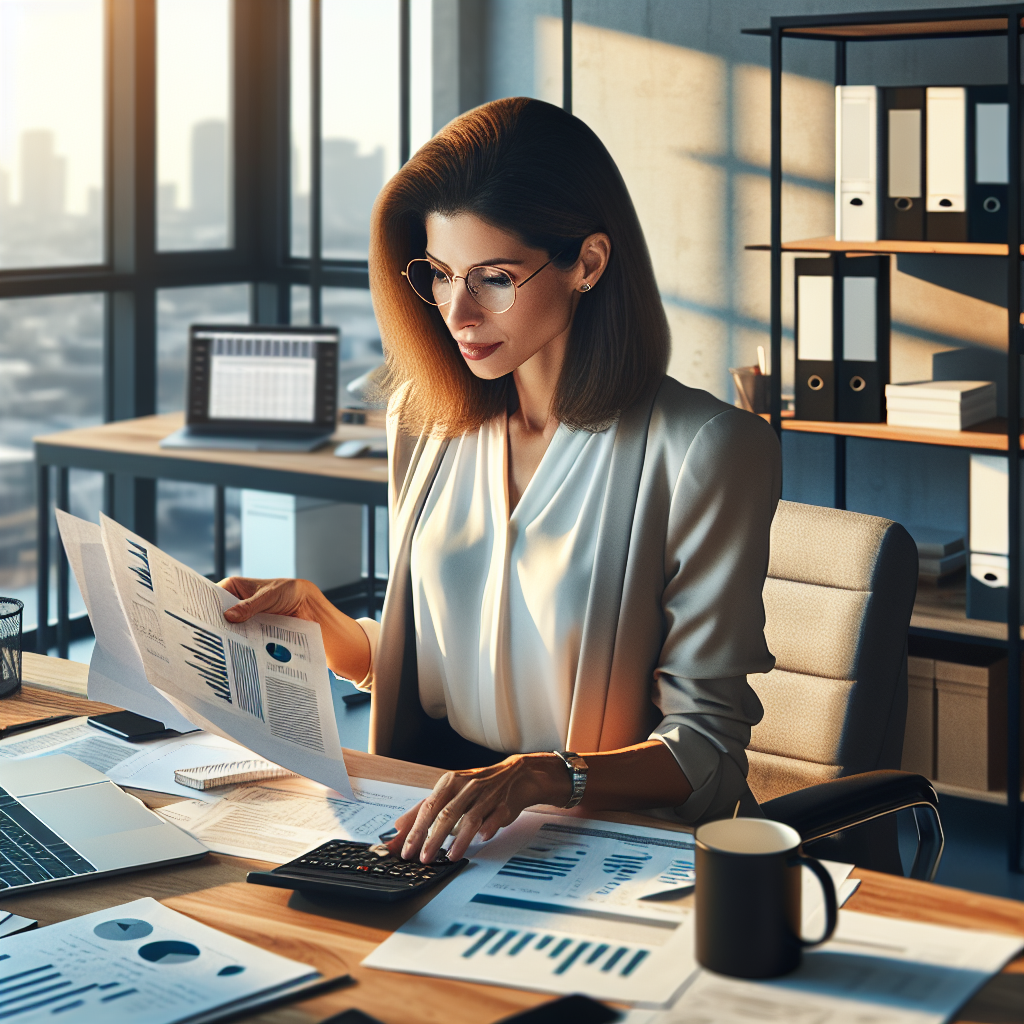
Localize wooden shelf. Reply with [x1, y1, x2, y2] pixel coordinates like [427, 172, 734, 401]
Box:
[745, 236, 1014, 256]
[780, 417, 1024, 451]
[911, 576, 1024, 642]
[743, 14, 1019, 43]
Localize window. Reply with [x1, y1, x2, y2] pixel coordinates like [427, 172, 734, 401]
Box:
[156, 0, 233, 250]
[0, 0, 104, 268]
[0, 294, 103, 631]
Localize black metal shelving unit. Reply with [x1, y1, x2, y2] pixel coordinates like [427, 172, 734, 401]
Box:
[744, 4, 1024, 872]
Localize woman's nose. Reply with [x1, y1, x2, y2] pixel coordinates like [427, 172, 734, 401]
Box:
[444, 277, 483, 330]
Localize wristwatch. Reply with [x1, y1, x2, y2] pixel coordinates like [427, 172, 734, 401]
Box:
[552, 751, 588, 808]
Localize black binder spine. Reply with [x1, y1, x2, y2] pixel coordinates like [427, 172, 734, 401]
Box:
[967, 85, 1009, 244]
[795, 258, 836, 421]
[882, 87, 925, 241]
[836, 254, 890, 423]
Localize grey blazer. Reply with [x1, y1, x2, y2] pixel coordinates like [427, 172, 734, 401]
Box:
[367, 375, 782, 824]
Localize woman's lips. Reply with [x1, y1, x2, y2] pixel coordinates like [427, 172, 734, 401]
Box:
[458, 341, 501, 361]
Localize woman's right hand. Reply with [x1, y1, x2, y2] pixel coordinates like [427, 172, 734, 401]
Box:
[218, 576, 328, 625]
[218, 576, 372, 682]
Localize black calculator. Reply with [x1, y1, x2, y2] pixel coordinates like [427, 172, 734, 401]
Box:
[246, 839, 467, 902]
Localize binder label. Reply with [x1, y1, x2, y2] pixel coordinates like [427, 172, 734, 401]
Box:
[888, 109, 921, 197]
[976, 103, 1008, 184]
[842, 277, 877, 362]
[797, 276, 833, 361]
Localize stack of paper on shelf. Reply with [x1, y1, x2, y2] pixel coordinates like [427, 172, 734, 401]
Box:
[906, 525, 966, 582]
[885, 380, 996, 430]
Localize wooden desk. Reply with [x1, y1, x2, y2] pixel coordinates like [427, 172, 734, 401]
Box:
[33, 412, 390, 657]
[3, 664, 1023, 1024]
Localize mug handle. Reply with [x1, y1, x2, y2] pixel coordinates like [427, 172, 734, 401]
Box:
[790, 853, 838, 947]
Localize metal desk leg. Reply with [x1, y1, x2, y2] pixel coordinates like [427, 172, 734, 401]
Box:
[366, 503, 376, 614]
[213, 485, 226, 582]
[56, 468, 70, 660]
[35, 463, 50, 655]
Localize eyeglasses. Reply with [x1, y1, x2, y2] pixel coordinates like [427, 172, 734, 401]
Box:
[401, 255, 559, 315]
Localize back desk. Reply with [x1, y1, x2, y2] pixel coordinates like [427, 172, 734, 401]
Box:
[2, 653, 1023, 1024]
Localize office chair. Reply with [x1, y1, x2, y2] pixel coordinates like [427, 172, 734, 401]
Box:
[746, 500, 944, 880]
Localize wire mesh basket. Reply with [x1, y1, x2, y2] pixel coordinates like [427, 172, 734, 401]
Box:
[0, 598, 23, 699]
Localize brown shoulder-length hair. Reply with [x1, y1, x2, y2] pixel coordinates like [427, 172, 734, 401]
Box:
[369, 96, 669, 437]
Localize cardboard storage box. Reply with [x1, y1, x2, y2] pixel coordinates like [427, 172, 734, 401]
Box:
[935, 652, 1007, 791]
[901, 655, 935, 777]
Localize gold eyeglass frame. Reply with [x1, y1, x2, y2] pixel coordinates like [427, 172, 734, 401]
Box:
[401, 255, 560, 315]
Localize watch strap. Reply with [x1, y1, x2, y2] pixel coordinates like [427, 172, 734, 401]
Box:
[553, 750, 588, 808]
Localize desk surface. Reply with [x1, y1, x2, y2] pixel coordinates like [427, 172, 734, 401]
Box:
[35, 412, 390, 484]
[2, 666, 1023, 1024]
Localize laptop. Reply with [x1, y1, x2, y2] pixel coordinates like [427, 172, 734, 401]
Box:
[0, 754, 206, 894]
[160, 323, 340, 452]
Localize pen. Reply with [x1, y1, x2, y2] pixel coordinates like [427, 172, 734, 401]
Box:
[0, 715, 76, 739]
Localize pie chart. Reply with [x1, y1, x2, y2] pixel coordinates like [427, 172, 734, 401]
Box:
[94, 919, 154, 941]
[138, 940, 201, 964]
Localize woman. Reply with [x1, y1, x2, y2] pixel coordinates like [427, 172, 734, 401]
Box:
[221, 97, 781, 866]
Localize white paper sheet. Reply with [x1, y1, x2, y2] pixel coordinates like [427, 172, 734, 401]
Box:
[0, 897, 322, 1023]
[155, 777, 428, 863]
[56, 511, 195, 732]
[0, 911, 37, 938]
[364, 812, 701, 1007]
[0, 717, 254, 802]
[628, 909, 1024, 1024]
[95, 512, 353, 799]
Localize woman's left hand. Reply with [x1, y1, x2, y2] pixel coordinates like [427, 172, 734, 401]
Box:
[387, 753, 571, 863]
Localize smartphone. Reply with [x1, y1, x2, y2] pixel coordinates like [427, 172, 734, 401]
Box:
[87, 711, 171, 742]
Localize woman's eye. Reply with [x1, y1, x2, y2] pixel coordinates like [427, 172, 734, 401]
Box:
[480, 273, 512, 288]
[431, 269, 448, 283]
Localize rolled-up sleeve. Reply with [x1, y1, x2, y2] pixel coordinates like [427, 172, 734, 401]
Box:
[649, 409, 781, 823]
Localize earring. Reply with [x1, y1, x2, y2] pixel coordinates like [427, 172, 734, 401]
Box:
[580, 282, 592, 293]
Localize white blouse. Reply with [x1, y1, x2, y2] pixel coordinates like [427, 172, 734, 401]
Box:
[407, 413, 618, 753]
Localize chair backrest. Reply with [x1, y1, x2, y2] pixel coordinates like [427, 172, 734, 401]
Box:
[746, 500, 919, 803]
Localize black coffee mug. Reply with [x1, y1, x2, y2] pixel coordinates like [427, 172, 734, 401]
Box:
[694, 817, 837, 979]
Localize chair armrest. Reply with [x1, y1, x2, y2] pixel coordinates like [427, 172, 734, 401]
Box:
[760, 770, 944, 881]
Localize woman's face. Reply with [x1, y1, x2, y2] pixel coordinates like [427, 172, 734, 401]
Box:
[423, 211, 597, 380]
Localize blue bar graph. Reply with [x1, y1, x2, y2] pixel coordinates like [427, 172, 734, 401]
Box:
[0, 957, 130, 1020]
[441, 923, 653, 980]
[166, 611, 233, 705]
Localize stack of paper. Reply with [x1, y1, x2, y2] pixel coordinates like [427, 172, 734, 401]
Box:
[364, 812, 858, 1009]
[626, 909, 1024, 1024]
[885, 380, 997, 430]
[0, 897, 333, 1023]
[156, 776, 428, 863]
[55, 511, 354, 800]
[906, 525, 966, 582]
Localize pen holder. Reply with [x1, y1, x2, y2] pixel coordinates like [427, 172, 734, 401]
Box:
[729, 367, 771, 415]
[0, 597, 23, 699]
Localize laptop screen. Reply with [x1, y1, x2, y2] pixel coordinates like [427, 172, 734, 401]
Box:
[186, 324, 339, 434]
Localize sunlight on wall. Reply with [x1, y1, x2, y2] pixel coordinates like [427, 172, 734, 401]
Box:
[537, 18, 840, 398]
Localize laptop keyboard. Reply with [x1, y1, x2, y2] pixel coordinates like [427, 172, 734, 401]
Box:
[0, 786, 96, 889]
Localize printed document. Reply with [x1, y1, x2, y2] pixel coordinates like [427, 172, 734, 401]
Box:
[0, 896, 325, 1023]
[364, 812, 701, 1007]
[0, 717, 254, 802]
[58, 511, 353, 798]
[156, 777, 428, 863]
[56, 511, 195, 732]
[627, 910, 1024, 1024]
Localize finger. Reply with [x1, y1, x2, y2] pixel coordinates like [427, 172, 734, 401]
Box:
[217, 576, 258, 597]
[384, 802, 423, 854]
[419, 780, 493, 863]
[223, 582, 278, 622]
[401, 774, 467, 860]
